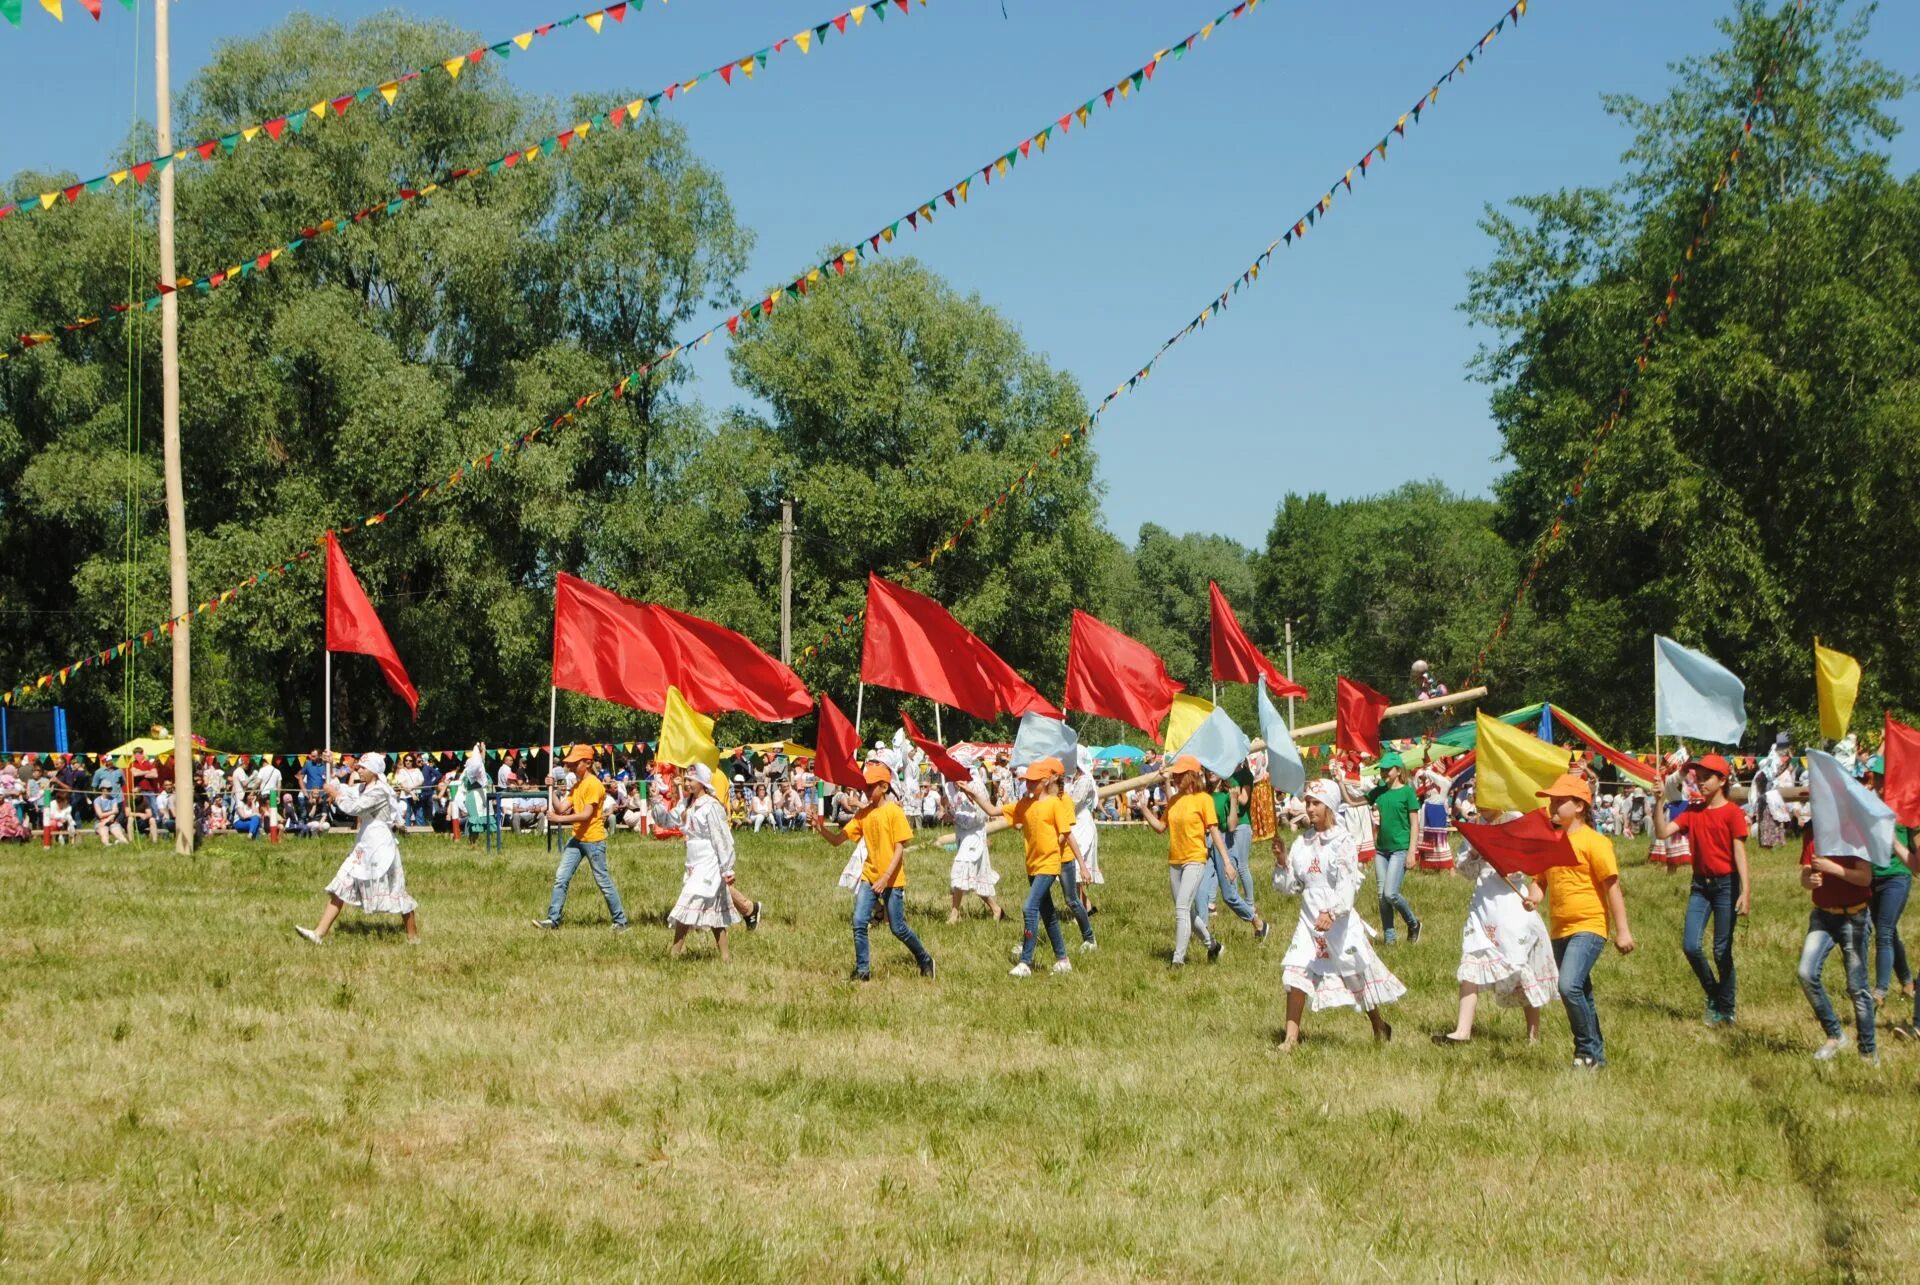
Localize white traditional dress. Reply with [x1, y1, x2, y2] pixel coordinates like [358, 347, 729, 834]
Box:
[1454, 849, 1558, 1008]
[1275, 823, 1405, 1012]
[668, 793, 735, 929]
[946, 779, 1000, 895]
[1066, 764, 1104, 885]
[325, 778, 416, 915]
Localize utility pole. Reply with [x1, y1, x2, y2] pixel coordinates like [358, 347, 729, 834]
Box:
[156, 0, 195, 854]
[1284, 618, 1296, 730]
[778, 498, 794, 665]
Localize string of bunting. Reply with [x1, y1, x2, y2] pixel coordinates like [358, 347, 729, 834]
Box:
[792, 0, 1531, 665]
[3, 0, 929, 363]
[4, 0, 1264, 706]
[1466, 0, 1807, 685]
[2, 1, 659, 211]
[0, 0, 131, 28]
[0, 742, 645, 770]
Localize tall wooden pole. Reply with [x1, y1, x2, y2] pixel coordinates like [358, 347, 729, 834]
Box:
[156, 0, 195, 855]
[778, 499, 793, 665]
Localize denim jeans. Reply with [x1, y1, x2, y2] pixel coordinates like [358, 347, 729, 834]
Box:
[232, 816, 263, 839]
[854, 881, 931, 974]
[1683, 873, 1739, 1018]
[1553, 932, 1608, 1065]
[1869, 872, 1910, 995]
[1169, 863, 1214, 963]
[1230, 824, 1258, 905]
[1055, 860, 1096, 944]
[1799, 907, 1876, 1055]
[545, 838, 627, 928]
[1195, 843, 1256, 931]
[1020, 873, 1069, 966]
[1376, 849, 1418, 940]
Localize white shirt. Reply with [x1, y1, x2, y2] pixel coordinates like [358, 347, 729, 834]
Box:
[255, 763, 283, 795]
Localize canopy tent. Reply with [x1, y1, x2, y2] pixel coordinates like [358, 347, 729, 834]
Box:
[102, 734, 223, 763]
[1433, 702, 1655, 786]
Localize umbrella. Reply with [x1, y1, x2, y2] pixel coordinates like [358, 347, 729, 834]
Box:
[1092, 744, 1147, 763]
[1454, 810, 1577, 879]
[102, 736, 196, 762]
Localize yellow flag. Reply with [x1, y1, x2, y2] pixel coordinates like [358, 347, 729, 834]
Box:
[1164, 694, 1216, 756]
[658, 685, 727, 806]
[39, 0, 62, 20]
[1474, 712, 1571, 814]
[1814, 639, 1861, 740]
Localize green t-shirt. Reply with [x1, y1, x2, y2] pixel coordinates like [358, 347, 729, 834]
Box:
[1885, 825, 1913, 879]
[1212, 789, 1234, 833]
[1368, 783, 1420, 855]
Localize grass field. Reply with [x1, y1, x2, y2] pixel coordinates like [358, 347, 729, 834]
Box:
[3, 823, 1918, 1281]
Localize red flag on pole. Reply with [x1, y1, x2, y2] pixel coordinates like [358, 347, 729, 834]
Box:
[861, 573, 1061, 720]
[815, 691, 866, 791]
[638, 603, 811, 721]
[1335, 676, 1392, 757]
[1454, 809, 1577, 878]
[901, 709, 973, 783]
[324, 532, 418, 717]
[1883, 712, 1920, 827]
[1063, 609, 1184, 743]
[1209, 581, 1307, 698]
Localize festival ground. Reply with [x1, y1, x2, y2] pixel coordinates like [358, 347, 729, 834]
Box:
[4, 828, 1917, 1280]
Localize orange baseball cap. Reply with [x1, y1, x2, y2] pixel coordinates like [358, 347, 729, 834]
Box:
[1168, 754, 1204, 776]
[1020, 756, 1064, 782]
[862, 761, 894, 785]
[1536, 772, 1592, 804]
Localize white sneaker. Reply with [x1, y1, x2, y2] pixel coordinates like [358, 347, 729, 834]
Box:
[1009, 944, 1023, 963]
[1814, 1036, 1851, 1062]
[1008, 962, 1032, 977]
[1051, 958, 1074, 975]
[1078, 940, 1098, 953]
[294, 925, 324, 946]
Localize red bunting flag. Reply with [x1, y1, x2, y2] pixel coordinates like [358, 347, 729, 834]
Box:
[1064, 609, 1183, 743]
[814, 691, 866, 791]
[1454, 809, 1577, 878]
[1883, 713, 1920, 827]
[860, 573, 1061, 721]
[900, 709, 973, 784]
[324, 531, 419, 717]
[1334, 676, 1392, 757]
[1208, 581, 1306, 699]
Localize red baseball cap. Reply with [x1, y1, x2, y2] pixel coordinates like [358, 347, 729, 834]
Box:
[1688, 753, 1733, 780]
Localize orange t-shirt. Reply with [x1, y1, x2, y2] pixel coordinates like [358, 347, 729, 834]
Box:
[846, 800, 913, 888]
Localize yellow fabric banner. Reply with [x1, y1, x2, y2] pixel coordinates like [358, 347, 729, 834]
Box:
[1815, 639, 1861, 741]
[1474, 711, 1571, 814]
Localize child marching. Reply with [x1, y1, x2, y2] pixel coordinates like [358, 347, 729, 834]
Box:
[813, 761, 935, 982]
[1797, 826, 1878, 1063]
[946, 765, 1004, 924]
[1539, 773, 1635, 1068]
[1435, 822, 1557, 1046]
[1140, 754, 1226, 967]
[666, 763, 736, 961]
[1651, 753, 1749, 1026]
[294, 753, 419, 945]
[960, 757, 1085, 977]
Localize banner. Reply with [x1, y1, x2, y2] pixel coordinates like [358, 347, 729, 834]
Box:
[1063, 609, 1183, 743]
[1210, 581, 1306, 699]
[325, 532, 418, 717]
[1334, 677, 1391, 758]
[1474, 710, 1572, 814]
[3, 2, 658, 203]
[1471, 0, 1810, 682]
[1653, 635, 1747, 745]
[1454, 810, 1576, 878]
[1177, 706, 1251, 779]
[860, 573, 1060, 721]
[1, 0, 131, 29]
[1814, 639, 1861, 741]
[814, 691, 865, 791]
[899, 710, 971, 784]
[1882, 713, 1920, 828]
[1807, 748, 1894, 868]
[1255, 677, 1305, 796]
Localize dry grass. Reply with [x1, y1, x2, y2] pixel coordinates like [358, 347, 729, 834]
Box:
[2, 825, 1918, 1281]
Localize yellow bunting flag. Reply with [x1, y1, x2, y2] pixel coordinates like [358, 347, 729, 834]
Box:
[1474, 712, 1572, 814]
[39, 0, 62, 20]
[586, 11, 605, 33]
[658, 685, 727, 806]
[379, 81, 401, 105]
[1814, 639, 1861, 741]
[795, 30, 812, 53]
[443, 56, 464, 79]
[1163, 694, 1216, 756]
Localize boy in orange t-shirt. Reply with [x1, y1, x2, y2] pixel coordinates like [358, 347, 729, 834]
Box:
[1541, 772, 1636, 1069]
[813, 761, 935, 982]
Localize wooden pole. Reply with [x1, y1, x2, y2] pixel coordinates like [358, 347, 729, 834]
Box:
[157, 0, 195, 856]
[931, 685, 1488, 845]
[778, 499, 793, 665]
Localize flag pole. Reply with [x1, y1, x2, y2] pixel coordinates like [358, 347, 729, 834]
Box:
[547, 685, 558, 777]
[854, 683, 865, 737]
[933, 703, 942, 745]
[1651, 636, 1662, 816]
[324, 650, 331, 764]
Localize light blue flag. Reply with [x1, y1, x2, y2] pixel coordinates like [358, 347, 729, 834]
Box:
[1653, 635, 1747, 744]
[1256, 678, 1305, 796]
[1807, 749, 1895, 868]
[1181, 706, 1252, 779]
[1010, 713, 1078, 770]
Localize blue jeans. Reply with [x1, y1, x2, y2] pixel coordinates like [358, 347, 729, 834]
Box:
[545, 838, 627, 928]
[1055, 860, 1096, 944]
[1196, 843, 1256, 931]
[1020, 873, 1068, 966]
[1798, 907, 1876, 1055]
[1553, 932, 1608, 1065]
[1870, 873, 1910, 995]
[232, 816, 263, 839]
[853, 881, 931, 974]
[1376, 849, 1418, 940]
[1683, 873, 1739, 1018]
[1230, 824, 1257, 904]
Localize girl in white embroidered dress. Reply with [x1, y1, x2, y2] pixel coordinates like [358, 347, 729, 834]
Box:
[667, 763, 735, 960]
[946, 769, 1004, 923]
[1273, 780, 1405, 1048]
[295, 753, 418, 944]
[1435, 828, 1557, 1045]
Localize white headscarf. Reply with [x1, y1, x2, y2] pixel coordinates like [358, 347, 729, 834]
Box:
[359, 752, 387, 777]
[1304, 779, 1342, 811]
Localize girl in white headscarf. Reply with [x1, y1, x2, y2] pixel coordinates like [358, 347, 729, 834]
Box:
[1272, 779, 1404, 1047]
[946, 766, 1004, 923]
[295, 753, 418, 944]
[667, 763, 735, 960]
[1066, 750, 1105, 915]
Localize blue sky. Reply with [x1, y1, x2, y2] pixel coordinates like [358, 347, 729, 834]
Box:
[4, 0, 1916, 549]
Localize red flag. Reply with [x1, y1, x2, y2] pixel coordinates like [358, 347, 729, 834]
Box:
[1209, 581, 1307, 698]
[552, 573, 672, 710]
[815, 691, 866, 791]
[1454, 809, 1577, 878]
[324, 532, 419, 717]
[551, 574, 811, 720]
[1335, 676, 1392, 757]
[860, 573, 1061, 721]
[1064, 609, 1184, 743]
[901, 709, 973, 784]
[1884, 713, 1920, 827]
[638, 603, 811, 721]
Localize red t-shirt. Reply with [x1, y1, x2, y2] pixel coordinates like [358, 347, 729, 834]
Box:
[1674, 803, 1749, 877]
[1800, 835, 1871, 911]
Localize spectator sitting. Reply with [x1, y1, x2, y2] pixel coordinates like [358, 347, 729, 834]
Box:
[748, 784, 774, 832]
[205, 798, 230, 836]
[94, 789, 130, 846]
[42, 787, 75, 846]
[151, 786, 176, 840]
[231, 791, 265, 840]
